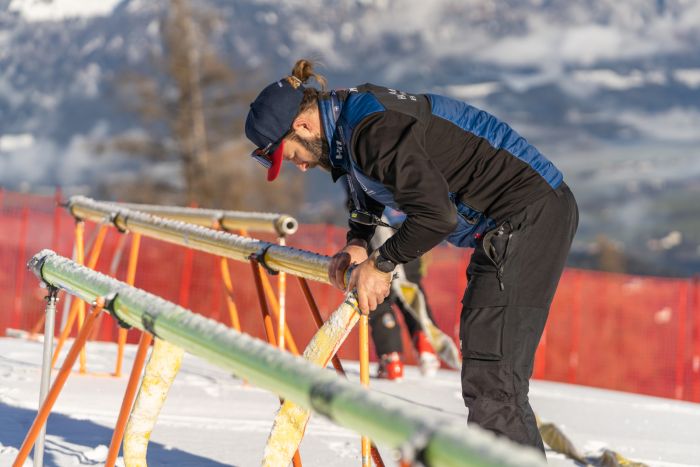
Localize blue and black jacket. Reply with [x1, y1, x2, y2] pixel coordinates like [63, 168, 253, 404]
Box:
[319, 84, 563, 265]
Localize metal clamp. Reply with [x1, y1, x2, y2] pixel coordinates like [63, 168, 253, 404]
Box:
[248, 245, 279, 275]
[44, 286, 59, 305]
[141, 311, 158, 337]
[397, 426, 433, 467]
[103, 293, 132, 330]
[108, 211, 128, 233]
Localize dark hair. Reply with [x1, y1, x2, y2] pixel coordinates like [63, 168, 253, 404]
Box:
[285, 59, 327, 114]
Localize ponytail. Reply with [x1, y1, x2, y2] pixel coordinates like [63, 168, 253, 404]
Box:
[286, 59, 327, 90]
[286, 59, 327, 114]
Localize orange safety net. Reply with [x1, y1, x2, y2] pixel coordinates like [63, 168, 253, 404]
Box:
[1, 191, 698, 402]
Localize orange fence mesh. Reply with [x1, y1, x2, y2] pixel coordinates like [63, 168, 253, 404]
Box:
[1, 190, 698, 402]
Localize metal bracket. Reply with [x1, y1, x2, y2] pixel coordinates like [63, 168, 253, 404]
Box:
[397, 426, 433, 467]
[103, 293, 132, 330]
[141, 311, 158, 338]
[44, 285, 59, 301]
[248, 245, 279, 275]
[108, 212, 128, 233]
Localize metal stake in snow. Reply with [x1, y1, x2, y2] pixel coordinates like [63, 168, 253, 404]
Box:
[27, 250, 546, 467]
[33, 286, 58, 467]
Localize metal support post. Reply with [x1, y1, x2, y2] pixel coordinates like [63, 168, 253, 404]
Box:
[13, 298, 105, 467]
[33, 286, 59, 467]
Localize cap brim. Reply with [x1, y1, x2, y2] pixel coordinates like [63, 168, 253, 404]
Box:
[267, 141, 284, 182]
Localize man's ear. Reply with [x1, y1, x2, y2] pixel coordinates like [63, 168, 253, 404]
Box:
[291, 115, 314, 138]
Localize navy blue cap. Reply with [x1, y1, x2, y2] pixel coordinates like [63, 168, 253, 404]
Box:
[245, 78, 305, 156]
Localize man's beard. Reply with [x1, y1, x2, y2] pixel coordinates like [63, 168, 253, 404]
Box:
[290, 132, 331, 172]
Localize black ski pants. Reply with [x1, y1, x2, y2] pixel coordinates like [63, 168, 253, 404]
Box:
[460, 182, 578, 453]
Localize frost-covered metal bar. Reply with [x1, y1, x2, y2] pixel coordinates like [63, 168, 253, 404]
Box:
[112, 202, 298, 236]
[28, 250, 545, 467]
[66, 196, 328, 283]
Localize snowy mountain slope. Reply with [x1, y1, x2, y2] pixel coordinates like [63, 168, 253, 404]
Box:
[3, 0, 699, 153]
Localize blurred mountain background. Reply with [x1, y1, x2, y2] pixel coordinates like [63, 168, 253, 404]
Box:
[1, 0, 699, 275]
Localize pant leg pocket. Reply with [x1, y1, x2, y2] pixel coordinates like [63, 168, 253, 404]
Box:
[460, 306, 505, 360]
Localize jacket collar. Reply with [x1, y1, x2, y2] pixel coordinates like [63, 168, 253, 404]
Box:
[318, 90, 351, 181]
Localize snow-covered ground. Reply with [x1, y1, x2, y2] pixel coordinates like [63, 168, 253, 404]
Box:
[1, 337, 699, 467]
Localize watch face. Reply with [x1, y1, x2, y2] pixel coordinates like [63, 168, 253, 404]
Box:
[375, 255, 395, 273]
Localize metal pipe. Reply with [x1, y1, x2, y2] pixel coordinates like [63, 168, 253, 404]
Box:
[67, 196, 325, 283]
[28, 250, 545, 467]
[105, 332, 153, 467]
[112, 201, 298, 237]
[13, 298, 105, 467]
[33, 288, 58, 467]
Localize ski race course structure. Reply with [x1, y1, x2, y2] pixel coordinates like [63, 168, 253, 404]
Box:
[9, 196, 648, 467]
[10, 197, 543, 466]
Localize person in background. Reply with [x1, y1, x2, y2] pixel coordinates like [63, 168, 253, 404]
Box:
[352, 202, 441, 381]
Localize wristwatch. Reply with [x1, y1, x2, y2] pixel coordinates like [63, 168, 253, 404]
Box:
[373, 251, 396, 273]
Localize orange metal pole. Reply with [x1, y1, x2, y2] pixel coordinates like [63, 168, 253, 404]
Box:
[250, 260, 277, 347]
[359, 313, 371, 467]
[249, 259, 304, 466]
[89, 234, 128, 342]
[115, 233, 141, 378]
[220, 258, 242, 332]
[297, 277, 345, 373]
[74, 222, 87, 373]
[13, 298, 105, 467]
[104, 332, 153, 467]
[236, 230, 299, 354]
[50, 222, 87, 369]
[85, 225, 108, 269]
[259, 271, 300, 355]
[50, 297, 82, 368]
[77, 224, 108, 373]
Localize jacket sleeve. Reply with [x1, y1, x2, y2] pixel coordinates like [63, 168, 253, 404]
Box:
[352, 111, 458, 264]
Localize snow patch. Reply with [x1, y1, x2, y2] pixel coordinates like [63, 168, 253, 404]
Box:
[182, 374, 221, 397]
[9, 0, 122, 22]
[324, 440, 360, 459]
[0, 443, 30, 466]
[479, 17, 684, 68]
[572, 69, 646, 91]
[83, 444, 109, 462]
[0, 133, 34, 151]
[443, 82, 501, 100]
[674, 68, 700, 88]
[617, 108, 700, 142]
